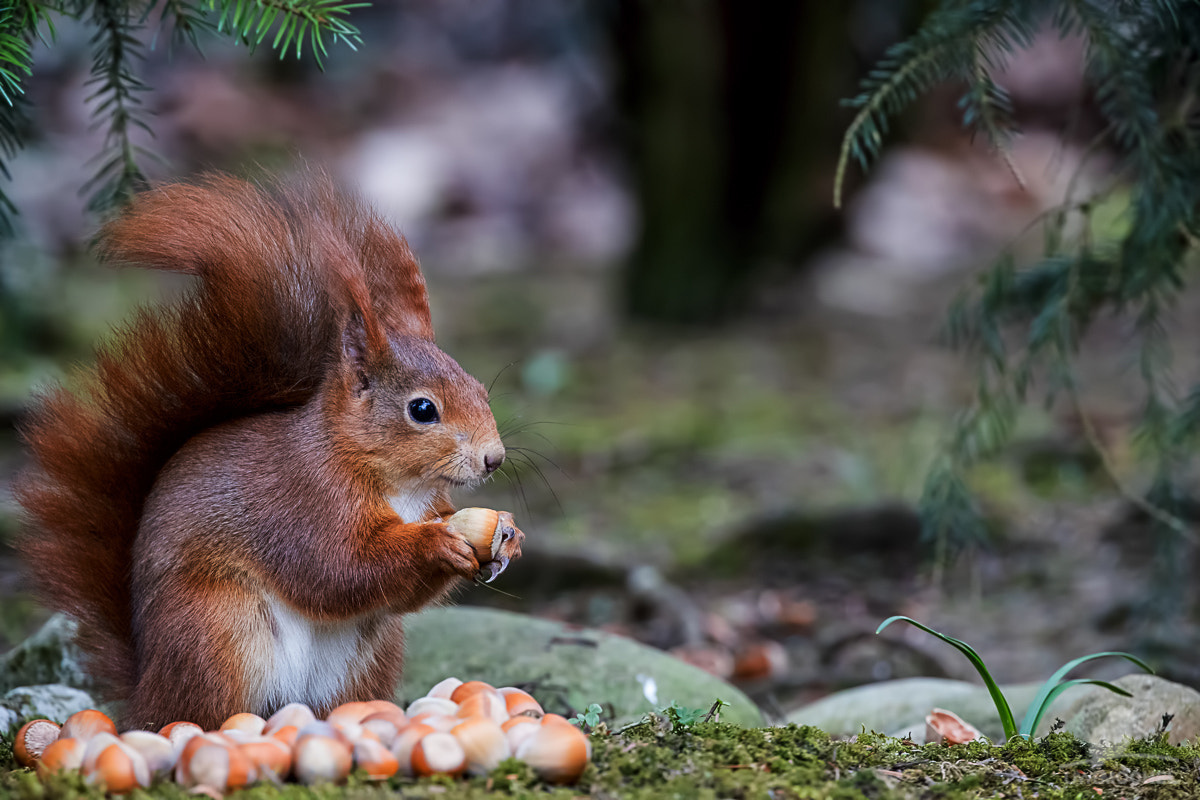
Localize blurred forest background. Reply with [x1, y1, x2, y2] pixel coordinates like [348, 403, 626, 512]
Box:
[1, 0, 1197, 720]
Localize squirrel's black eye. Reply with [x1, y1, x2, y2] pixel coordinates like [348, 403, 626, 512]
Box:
[408, 398, 439, 424]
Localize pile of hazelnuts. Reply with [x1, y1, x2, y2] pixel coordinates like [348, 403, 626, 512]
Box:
[11, 678, 591, 794]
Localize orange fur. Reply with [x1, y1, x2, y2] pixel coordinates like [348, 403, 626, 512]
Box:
[16, 172, 507, 730]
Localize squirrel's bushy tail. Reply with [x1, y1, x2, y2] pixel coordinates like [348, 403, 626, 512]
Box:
[15, 172, 431, 699]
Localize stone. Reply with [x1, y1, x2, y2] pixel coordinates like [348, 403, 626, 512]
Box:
[786, 678, 1047, 742]
[0, 613, 93, 693]
[399, 606, 763, 727]
[0, 684, 97, 736]
[1059, 674, 1200, 746]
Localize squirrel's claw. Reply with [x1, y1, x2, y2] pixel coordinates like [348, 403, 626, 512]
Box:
[477, 557, 509, 583]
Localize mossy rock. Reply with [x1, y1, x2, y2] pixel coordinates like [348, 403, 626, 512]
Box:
[1060, 674, 1200, 745]
[788, 675, 1175, 744]
[0, 614, 92, 694]
[399, 606, 763, 727]
[0, 684, 96, 736]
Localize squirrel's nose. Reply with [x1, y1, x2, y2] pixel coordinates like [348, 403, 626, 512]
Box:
[484, 451, 505, 474]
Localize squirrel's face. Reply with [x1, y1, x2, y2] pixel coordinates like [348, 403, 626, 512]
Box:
[332, 328, 505, 492]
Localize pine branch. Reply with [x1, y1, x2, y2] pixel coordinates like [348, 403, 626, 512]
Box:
[210, 0, 366, 68]
[834, 41, 959, 209]
[834, 1, 1037, 208]
[843, 1, 1200, 568]
[0, 101, 28, 237]
[0, 1, 59, 236]
[1062, 0, 1163, 168]
[0, 1, 371, 225]
[961, 55, 1024, 190]
[81, 0, 153, 214]
[159, 0, 217, 53]
[0, 14, 34, 106]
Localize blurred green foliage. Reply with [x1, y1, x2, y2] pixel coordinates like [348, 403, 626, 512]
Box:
[839, 0, 1200, 613]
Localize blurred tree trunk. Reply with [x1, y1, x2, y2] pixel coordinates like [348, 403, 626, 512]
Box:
[607, 1, 874, 324]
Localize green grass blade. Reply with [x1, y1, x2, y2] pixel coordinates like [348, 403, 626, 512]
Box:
[1016, 652, 1151, 736]
[876, 616, 1017, 740]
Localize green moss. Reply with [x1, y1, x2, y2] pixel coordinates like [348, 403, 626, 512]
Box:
[1000, 731, 1090, 778]
[0, 735, 13, 772]
[6, 724, 1200, 799]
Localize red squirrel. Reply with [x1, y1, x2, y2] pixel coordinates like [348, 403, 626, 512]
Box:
[15, 172, 523, 731]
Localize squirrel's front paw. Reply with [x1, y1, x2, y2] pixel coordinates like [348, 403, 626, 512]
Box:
[431, 523, 482, 579]
[445, 508, 525, 583]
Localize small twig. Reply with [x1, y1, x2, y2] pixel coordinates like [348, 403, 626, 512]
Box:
[701, 699, 724, 724]
[1069, 387, 1197, 544]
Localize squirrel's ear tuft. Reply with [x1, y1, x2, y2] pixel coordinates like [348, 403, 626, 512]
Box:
[342, 311, 373, 395]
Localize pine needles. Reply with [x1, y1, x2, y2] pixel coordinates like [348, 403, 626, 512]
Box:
[837, 0, 1200, 594]
[0, 2, 53, 236]
[213, 0, 365, 65]
[82, 0, 153, 213]
[0, 0, 369, 234]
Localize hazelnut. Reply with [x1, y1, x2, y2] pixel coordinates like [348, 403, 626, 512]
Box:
[238, 737, 292, 781]
[220, 712, 266, 736]
[175, 733, 237, 786]
[181, 741, 254, 791]
[445, 508, 502, 559]
[13, 719, 61, 768]
[407, 712, 458, 733]
[410, 731, 466, 778]
[445, 508, 523, 583]
[293, 734, 352, 785]
[363, 699, 405, 716]
[455, 691, 509, 726]
[515, 717, 591, 785]
[294, 720, 348, 745]
[405, 696, 458, 719]
[325, 701, 374, 728]
[264, 702, 316, 734]
[450, 679, 496, 703]
[82, 732, 123, 773]
[60, 708, 117, 742]
[389, 722, 435, 778]
[498, 687, 544, 719]
[352, 737, 399, 780]
[425, 676, 463, 700]
[87, 742, 150, 794]
[501, 715, 540, 752]
[360, 711, 408, 747]
[159, 720, 204, 753]
[450, 715, 510, 775]
[120, 730, 177, 778]
[36, 737, 86, 778]
[270, 725, 300, 748]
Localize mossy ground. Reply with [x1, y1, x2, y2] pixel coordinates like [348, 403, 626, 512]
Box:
[4, 723, 1199, 800]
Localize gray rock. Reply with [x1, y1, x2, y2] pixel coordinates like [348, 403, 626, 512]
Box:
[0, 684, 97, 736]
[1060, 674, 1200, 746]
[786, 678, 1048, 742]
[399, 606, 764, 727]
[0, 613, 93, 693]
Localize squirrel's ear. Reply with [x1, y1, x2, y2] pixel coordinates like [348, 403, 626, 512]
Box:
[342, 311, 373, 395]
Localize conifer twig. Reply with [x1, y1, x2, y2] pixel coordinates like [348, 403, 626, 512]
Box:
[834, 46, 946, 209]
[1067, 381, 1195, 544]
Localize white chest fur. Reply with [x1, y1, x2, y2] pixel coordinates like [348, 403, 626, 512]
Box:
[247, 489, 434, 712]
[257, 596, 371, 711]
[387, 487, 435, 524]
